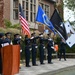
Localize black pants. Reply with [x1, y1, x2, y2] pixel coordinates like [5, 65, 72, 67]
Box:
[25, 46, 30, 66]
[47, 48, 53, 63]
[59, 49, 66, 60]
[32, 44, 37, 65]
[39, 44, 44, 64]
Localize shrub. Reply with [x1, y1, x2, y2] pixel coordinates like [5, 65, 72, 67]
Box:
[11, 23, 21, 29]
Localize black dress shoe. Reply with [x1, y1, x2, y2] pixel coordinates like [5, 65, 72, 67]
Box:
[41, 63, 45, 65]
[64, 59, 66, 61]
[26, 65, 31, 67]
[48, 62, 53, 64]
[33, 64, 38, 66]
[59, 59, 61, 61]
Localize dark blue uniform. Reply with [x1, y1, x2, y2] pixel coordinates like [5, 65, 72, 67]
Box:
[13, 38, 21, 45]
[13, 34, 21, 45]
[59, 40, 66, 61]
[4, 32, 12, 45]
[31, 36, 39, 66]
[25, 36, 31, 67]
[39, 37, 46, 64]
[4, 38, 11, 44]
[47, 39, 54, 64]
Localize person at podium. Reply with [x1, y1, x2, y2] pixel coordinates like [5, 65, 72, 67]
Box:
[13, 34, 22, 69]
[4, 32, 12, 45]
[13, 34, 21, 45]
[0, 33, 5, 74]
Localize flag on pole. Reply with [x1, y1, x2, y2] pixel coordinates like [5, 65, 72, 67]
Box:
[64, 21, 75, 47]
[50, 9, 67, 40]
[66, 34, 75, 47]
[36, 5, 55, 34]
[64, 21, 75, 34]
[19, 3, 31, 37]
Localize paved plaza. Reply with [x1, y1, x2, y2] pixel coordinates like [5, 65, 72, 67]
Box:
[15, 59, 75, 75]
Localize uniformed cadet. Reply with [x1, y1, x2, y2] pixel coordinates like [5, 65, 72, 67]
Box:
[25, 35, 31, 67]
[4, 32, 12, 45]
[13, 34, 22, 69]
[59, 39, 66, 61]
[0, 33, 4, 74]
[47, 34, 54, 64]
[13, 34, 21, 45]
[31, 33, 39, 66]
[39, 33, 46, 64]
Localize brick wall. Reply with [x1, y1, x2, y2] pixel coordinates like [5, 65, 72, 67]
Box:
[0, 0, 4, 27]
[4, 0, 10, 20]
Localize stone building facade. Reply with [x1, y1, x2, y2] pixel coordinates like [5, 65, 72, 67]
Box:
[0, 0, 63, 32]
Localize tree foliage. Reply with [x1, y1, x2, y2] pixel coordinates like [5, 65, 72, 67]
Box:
[64, 0, 75, 11]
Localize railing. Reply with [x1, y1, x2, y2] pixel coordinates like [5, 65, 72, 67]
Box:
[52, 53, 75, 58]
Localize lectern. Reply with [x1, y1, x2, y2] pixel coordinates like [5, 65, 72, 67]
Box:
[1, 45, 20, 75]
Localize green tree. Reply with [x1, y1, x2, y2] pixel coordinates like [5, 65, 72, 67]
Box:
[64, 0, 75, 19]
[64, 0, 75, 11]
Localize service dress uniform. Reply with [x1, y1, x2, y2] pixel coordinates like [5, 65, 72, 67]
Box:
[59, 39, 66, 61]
[25, 35, 31, 67]
[47, 39, 54, 64]
[4, 32, 12, 45]
[39, 36, 46, 64]
[13, 34, 21, 45]
[31, 35, 39, 66]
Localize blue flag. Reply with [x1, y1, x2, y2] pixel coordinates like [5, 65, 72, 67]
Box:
[36, 5, 55, 34]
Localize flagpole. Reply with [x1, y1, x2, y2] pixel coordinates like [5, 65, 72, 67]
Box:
[33, 21, 36, 33]
[19, 0, 22, 35]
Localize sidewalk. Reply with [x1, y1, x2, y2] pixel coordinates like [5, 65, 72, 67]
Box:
[15, 59, 75, 75]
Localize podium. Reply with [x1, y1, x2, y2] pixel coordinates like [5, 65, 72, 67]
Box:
[1, 45, 20, 75]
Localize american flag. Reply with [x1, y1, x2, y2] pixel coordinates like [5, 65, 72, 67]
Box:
[19, 3, 31, 37]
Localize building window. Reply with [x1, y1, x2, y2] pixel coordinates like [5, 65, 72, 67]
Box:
[24, 0, 36, 22]
[30, 0, 36, 22]
[40, 3, 50, 17]
[13, 9, 18, 19]
[22, 1, 25, 9]
[13, 0, 18, 8]
[22, 0, 25, 19]
[13, 0, 18, 20]
[24, 0, 29, 21]
[13, 0, 37, 22]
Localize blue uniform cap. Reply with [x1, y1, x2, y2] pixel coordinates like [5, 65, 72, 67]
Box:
[5, 32, 11, 36]
[14, 34, 20, 37]
[0, 33, 4, 38]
